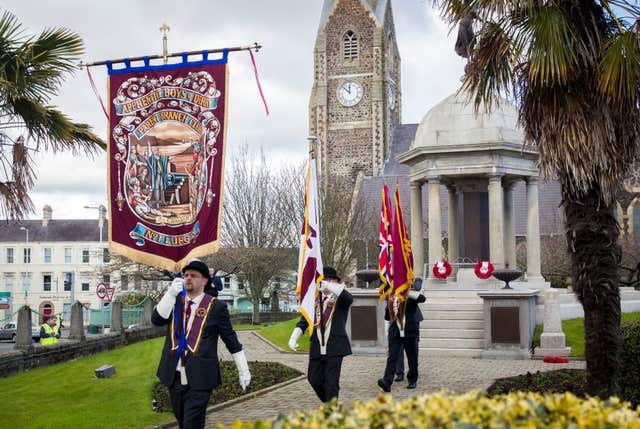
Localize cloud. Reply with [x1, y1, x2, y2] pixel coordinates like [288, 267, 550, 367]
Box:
[0, 0, 464, 219]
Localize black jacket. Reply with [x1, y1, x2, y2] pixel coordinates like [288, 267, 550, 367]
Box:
[296, 289, 353, 359]
[152, 297, 242, 390]
[385, 294, 426, 338]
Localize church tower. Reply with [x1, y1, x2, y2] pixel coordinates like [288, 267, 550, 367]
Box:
[309, 0, 401, 187]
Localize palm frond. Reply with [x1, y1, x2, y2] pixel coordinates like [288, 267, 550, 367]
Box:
[598, 30, 640, 105]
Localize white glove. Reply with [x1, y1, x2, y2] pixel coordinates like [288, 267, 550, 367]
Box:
[408, 291, 421, 300]
[232, 350, 251, 391]
[288, 327, 303, 351]
[168, 278, 184, 297]
[322, 281, 344, 296]
[156, 278, 184, 319]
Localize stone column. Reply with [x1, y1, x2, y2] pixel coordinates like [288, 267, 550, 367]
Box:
[447, 185, 458, 269]
[503, 181, 517, 268]
[69, 301, 85, 342]
[143, 298, 155, 326]
[526, 177, 543, 279]
[488, 175, 505, 267]
[111, 300, 123, 334]
[410, 181, 425, 278]
[14, 306, 33, 350]
[427, 176, 442, 265]
[534, 289, 571, 357]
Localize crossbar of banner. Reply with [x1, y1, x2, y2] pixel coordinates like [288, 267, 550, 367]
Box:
[82, 42, 261, 68]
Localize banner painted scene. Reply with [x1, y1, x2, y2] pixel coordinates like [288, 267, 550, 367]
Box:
[107, 52, 229, 271]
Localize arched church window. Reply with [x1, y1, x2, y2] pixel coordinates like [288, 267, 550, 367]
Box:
[343, 31, 358, 61]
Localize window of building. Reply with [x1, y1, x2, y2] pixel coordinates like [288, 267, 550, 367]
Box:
[103, 274, 110, 286]
[6, 248, 14, 264]
[237, 276, 245, 290]
[343, 31, 358, 61]
[82, 249, 90, 264]
[120, 274, 128, 291]
[63, 272, 73, 291]
[103, 248, 110, 263]
[23, 248, 31, 264]
[44, 248, 52, 263]
[224, 276, 230, 289]
[43, 274, 52, 292]
[134, 276, 141, 291]
[4, 274, 14, 291]
[64, 248, 72, 264]
[81, 274, 90, 291]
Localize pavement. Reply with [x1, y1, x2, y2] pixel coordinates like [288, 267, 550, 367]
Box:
[203, 331, 586, 428]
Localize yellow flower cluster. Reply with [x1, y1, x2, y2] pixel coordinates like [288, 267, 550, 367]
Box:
[220, 390, 640, 429]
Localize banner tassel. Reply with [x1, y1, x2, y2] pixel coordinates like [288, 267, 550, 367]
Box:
[86, 66, 109, 120]
[248, 49, 269, 116]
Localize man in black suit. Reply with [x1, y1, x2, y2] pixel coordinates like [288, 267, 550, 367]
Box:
[378, 277, 425, 391]
[152, 260, 251, 429]
[288, 266, 352, 402]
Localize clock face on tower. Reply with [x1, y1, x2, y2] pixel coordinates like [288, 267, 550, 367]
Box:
[337, 80, 364, 107]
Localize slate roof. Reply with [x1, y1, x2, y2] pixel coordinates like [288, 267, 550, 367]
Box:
[0, 219, 107, 243]
[357, 124, 564, 237]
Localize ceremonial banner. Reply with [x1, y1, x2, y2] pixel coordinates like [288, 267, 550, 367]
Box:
[296, 155, 324, 333]
[390, 186, 414, 300]
[107, 51, 229, 271]
[377, 184, 393, 300]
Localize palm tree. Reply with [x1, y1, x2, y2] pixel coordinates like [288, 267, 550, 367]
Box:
[434, 0, 640, 398]
[0, 11, 104, 220]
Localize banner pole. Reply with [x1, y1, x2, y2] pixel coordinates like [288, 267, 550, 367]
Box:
[82, 43, 261, 68]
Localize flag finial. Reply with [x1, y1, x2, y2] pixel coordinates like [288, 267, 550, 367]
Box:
[159, 22, 171, 64]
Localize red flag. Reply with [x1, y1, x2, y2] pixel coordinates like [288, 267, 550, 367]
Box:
[391, 186, 414, 300]
[377, 184, 393, 300]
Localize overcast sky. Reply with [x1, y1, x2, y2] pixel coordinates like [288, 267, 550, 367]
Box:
[1, 0, 465, 220]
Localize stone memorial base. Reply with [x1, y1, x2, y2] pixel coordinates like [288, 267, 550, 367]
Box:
[346, 288, 387, 354]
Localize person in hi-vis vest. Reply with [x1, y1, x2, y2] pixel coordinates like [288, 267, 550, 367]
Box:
[288, 266, 352, 402]
[40, 315, 61, 346]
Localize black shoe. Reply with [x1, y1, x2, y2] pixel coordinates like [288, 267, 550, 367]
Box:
[377, 378, 391, 393]
[406, 382, 417, 389]
[394, 373, 404, 382]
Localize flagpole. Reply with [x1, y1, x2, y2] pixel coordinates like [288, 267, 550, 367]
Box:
[307, 135, 322, 208]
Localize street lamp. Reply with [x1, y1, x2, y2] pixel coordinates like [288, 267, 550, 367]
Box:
[85, 205, 106, 331]
[19, 226, 29, 304]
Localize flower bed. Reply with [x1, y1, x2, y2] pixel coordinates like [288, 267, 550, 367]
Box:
[221, 390, 640, 428]
[487, 369, 587, 398]
[152, 361, 302, 412]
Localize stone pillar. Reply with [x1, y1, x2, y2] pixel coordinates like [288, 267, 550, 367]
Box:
[447, 185, 458, 270]
[14, 306, 33, 350]
[143, 298, 154, 326]
[534, 289, 571, 357]
[69, 302, 85, 342]
[427, 176, 442, 265]
[410, 181, 424, 278]
[503, 181, 517, 268]
[488, 175, 505, 267]
[111, 300, 123, 334]
[526, 177, 542, 279]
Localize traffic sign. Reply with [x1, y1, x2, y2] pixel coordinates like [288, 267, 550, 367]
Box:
[105, 287, 115, 303]
[96, 283, 107, 299]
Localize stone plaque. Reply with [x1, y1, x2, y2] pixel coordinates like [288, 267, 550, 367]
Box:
[351, 306, 377, 341]
[491, 307, 519, 343]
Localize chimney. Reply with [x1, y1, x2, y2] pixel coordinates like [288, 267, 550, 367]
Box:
[42, 205, 52, 227]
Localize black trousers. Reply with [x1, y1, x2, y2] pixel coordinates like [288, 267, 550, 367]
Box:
[307, 355, 343, 402]
[383, 334, 419, 385]
[170, 372, 213, 429]
[395, 343, 405, 375]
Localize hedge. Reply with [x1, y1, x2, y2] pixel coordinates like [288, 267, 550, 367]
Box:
[220, 391, 640, 429]
[620, 319, 640, 408]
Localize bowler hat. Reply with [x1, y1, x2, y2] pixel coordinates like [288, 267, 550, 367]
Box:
[182, 260, 211, 282]
[412, 277, 423, 292]
[323, 266, 341, 282]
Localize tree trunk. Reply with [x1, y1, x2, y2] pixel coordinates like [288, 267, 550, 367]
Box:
[251, 298, 261, 324]
[562, 179, 621, 398]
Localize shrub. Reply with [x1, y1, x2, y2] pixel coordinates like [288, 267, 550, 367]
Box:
[486, 369, 586, 398]
[619, 319, 640, 408]
[222, 391, 640, 428]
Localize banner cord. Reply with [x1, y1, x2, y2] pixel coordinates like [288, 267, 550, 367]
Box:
[86, 66, 109, 120]
[248, 50, 269, 116]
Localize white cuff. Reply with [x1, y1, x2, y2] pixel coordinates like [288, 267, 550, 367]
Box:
[408, 291, 421, 300]
[156, 293, 175, 319]
[290, 327, 303, 342]
[232, 349, 249, 374]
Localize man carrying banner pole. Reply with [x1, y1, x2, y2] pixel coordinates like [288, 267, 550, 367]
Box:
[288, 147, 352, 403]
[378, 186, 426, 392]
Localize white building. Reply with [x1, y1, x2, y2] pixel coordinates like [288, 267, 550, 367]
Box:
[0, 206, 108, 324]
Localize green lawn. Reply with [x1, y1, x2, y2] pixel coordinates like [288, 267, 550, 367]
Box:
[258, 318, 311, 353]
[533, 312, 640, 357]
[0, 337, 171, 429]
